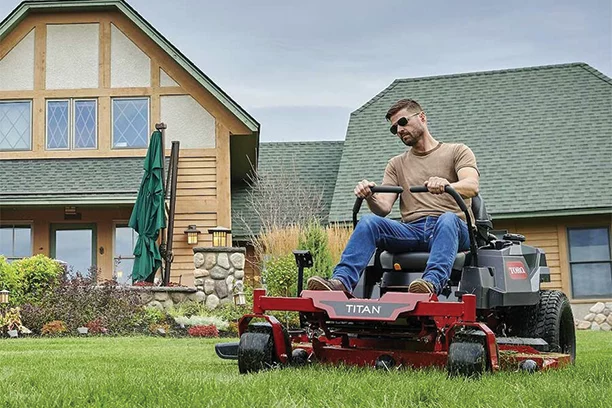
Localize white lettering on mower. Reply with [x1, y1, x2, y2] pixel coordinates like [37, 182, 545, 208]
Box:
[507, 261, 528, 280]
[346, 304, 381, 315]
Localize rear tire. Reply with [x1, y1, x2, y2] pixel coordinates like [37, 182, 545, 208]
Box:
[531, 290, 576, 363]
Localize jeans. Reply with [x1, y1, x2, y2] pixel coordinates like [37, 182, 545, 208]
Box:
[332, 212, 470, 294]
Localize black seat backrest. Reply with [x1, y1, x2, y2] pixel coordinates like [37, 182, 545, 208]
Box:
[471, 195, 493, 246]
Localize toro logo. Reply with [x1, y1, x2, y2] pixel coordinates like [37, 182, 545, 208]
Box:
[506, 261, 528, 280]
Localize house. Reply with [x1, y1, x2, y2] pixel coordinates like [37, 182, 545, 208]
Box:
[0, 0, 259, 285]
[233, 63, 612, 305]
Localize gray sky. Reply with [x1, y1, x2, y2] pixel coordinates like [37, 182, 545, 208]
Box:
[2, 0, 611, 141]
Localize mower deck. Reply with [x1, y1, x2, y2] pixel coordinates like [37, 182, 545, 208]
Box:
[223, 289, 572, 375]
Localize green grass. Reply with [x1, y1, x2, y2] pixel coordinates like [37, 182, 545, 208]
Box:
[0, 331, 611, 408]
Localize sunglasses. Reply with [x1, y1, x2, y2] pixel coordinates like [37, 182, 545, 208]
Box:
[389, 112, 421, 135]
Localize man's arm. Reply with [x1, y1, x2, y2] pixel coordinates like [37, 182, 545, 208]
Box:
[354, 179, 398, 217]
[424, 167, 480, 197]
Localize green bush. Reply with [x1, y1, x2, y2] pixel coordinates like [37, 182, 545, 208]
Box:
[262, 254, 299, 297]
[298, 220, 333, 278]
[0, 256, 20, 304]
[11, 255, 63, 304]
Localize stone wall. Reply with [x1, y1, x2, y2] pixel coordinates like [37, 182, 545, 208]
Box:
[575, 302, 612, 331]
[192, 246, 246, 310]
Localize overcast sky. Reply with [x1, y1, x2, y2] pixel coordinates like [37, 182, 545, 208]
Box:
[2, 0, 610, 141]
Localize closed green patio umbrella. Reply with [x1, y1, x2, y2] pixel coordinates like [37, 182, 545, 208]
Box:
[128, 130, 166, 283]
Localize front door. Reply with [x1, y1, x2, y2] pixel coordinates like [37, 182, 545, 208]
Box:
[50, 224, 97, 278]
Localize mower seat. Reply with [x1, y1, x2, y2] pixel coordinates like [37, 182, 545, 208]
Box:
[380, 251, 468, 273]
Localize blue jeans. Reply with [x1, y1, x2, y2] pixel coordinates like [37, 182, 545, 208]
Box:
[333, 212, 470, 294]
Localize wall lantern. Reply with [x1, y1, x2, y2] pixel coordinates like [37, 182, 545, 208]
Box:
[0, 290, 9, 304]
[233, 290, 246, 306]
[208, 226, 231, 247]
[184, 225, 201, 245]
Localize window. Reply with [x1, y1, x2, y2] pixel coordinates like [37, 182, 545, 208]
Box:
[46, 99, 97, 150]
[0, 100, 32, 151]
[112, 98, 149, 148]
[0, 225, 32, 261]
[568, 227, 612, 299]
[114, 225, 139, 285]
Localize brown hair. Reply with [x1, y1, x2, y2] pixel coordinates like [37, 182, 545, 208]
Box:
[385, 99, 423, 121]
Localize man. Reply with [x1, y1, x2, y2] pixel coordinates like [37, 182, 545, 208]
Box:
[307, 99, 479, 294]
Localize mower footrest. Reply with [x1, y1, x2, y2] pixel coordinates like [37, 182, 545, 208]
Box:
[496, 337, 549, 352]
[215, 342, 239, 360]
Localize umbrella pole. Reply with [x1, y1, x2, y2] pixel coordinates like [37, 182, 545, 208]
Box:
[155, 122, 169, 285]
[164, 141, 180, 286]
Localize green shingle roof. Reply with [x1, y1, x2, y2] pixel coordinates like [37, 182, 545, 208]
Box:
[231, 141, 344, 239]
[0, 158, 146, 204]
[328, 63, 612, 222]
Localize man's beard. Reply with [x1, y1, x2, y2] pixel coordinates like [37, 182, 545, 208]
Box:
[400, 127, 424, 146]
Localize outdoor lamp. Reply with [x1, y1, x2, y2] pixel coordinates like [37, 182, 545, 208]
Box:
[184, 225, 201, 245]
[233, 290, 246, 306]
[0, 290, 9, 304]
[208, 226, 231, 247]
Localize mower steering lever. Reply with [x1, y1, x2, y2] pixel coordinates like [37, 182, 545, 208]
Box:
[352, 186, 403, 228]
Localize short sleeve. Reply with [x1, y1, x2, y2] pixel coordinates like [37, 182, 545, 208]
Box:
[382, 158, 399, 186]
[454, 144, 479, 175]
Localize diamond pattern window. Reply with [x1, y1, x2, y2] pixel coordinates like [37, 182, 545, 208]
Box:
[112, 98, 149, 148]
[0, 101, 31, 151]
[46, 100, 69, 149]
[46, 99, 97, 150]
[74, 100, 97, 149]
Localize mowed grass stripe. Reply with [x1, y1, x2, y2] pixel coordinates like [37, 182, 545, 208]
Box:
[0, 333, 610, 407]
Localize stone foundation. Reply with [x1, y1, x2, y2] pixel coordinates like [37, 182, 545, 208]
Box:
[575, 302, 612, 331]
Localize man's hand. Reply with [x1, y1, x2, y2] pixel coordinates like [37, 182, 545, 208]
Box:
[354, 179, 376, 198]
[424, 176, 449, 194]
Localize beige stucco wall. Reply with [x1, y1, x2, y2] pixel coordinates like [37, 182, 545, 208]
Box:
[46, 24, 99, 89]
[110, 24, 150, 88]
[160, 68, 178, 87]
[160, 95, 215, 149]
[0, 29, 34, 91]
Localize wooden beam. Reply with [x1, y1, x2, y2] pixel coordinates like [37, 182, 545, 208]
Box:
[216, 122, 231, 237]
[99, 18, 111, 89]
[33, 24, 46, 90]
[0, 86, 185, 99]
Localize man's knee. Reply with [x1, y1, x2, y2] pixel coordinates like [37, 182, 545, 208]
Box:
[357, 214, 383, 231]
[436, 212, 460, 228]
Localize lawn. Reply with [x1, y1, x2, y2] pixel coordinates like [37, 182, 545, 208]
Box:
[0, 331, 610, 408]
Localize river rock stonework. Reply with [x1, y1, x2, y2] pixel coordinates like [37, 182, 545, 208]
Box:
[192, 246, 246, 310]
[575, 302, 612, 331]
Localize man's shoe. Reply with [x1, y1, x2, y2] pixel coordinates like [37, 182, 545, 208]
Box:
[408, 279, 435, 294]
[306, 276, 348, 292]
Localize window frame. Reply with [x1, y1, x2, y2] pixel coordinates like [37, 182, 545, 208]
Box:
[0, 99, 33, 152]
[0, 223, 33, 261]
[45, 98, 98, 151]
[111, 97, 150, 149]
[113, 222, 139, 285]
[567, 226, 612, 299]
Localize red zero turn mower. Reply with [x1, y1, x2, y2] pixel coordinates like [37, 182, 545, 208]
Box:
[216, 186, 576, 377]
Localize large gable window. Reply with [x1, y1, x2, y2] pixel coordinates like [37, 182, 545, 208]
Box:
[0, 224, 32, 261]
[112, 97, 149, 148]
[46, 99, 97, 150]
[568, 227, 612, 299]
[0, 101, 32, 151]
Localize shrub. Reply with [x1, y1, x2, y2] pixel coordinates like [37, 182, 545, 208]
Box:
[85, 318, 107, 335]
[298, 220, 333, 279]
[0, 257, 20, 304]
[0, 307, 30, 334]
[188, 325, 219, 338]
[11, 255, 63, 304]
[262, 254, 299, 298]
[41, 320, 67, 336]
[20, 277, 144, 335]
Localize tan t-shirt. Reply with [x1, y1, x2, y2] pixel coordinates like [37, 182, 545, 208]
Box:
[380, 142, 479, 224]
